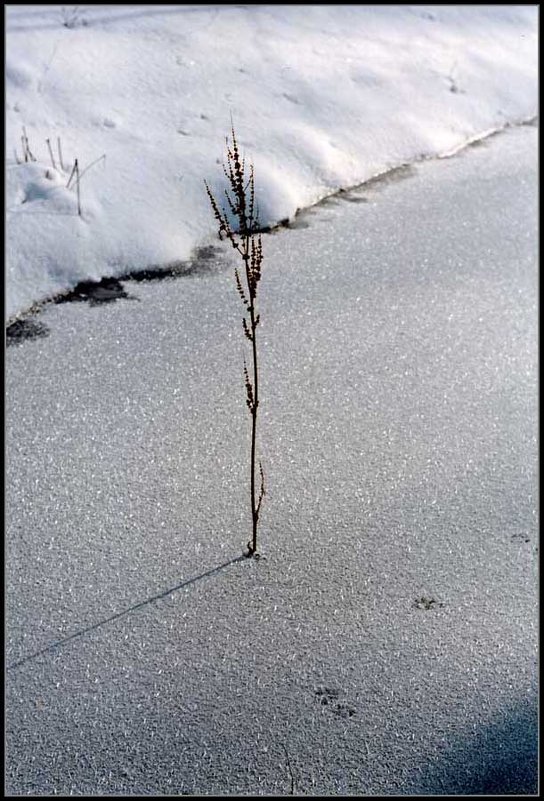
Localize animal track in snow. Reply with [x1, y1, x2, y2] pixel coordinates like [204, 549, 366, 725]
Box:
[314, 686, 357, 718]
[414, 596, 444, 610]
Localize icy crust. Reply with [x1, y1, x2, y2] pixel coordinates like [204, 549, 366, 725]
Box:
[5, 124, 538, 795]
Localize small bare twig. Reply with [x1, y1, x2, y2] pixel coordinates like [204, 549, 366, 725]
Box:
[46, 138, 56, 169]
[75, 153, 106, 184]
[61, 6, 81, 28]
[66, 161, 77, 189]
[67, 154, 105, 190]
[21, 127, 36, 162]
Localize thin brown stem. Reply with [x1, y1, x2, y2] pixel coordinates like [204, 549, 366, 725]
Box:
[205, 126, 265, 556]
[248, 256, 259, 553]
[66, 161, 77, 189]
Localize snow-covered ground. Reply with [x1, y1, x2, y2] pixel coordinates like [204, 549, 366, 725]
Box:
[5, 4, 538, 321]
[6, 123, 538, 795]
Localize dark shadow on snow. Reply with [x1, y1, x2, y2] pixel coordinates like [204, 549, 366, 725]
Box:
[52, 246, 229, 306]
[404, 700, 538, 795]
[6, 554, 247, 671]
[54, 276, 135, 306]
[6, 317, 50, 345]
[119, 245, 230, 284]
[8, 245, 231, 323]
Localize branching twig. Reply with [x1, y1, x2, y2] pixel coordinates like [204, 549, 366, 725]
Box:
[67, 153, 105, 188]
[205, 125, 266, 556]
[76, 153, 106, 184]
[21, 126, 36, 162]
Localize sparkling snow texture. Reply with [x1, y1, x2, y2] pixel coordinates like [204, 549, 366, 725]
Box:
[5, 124, 538, 795]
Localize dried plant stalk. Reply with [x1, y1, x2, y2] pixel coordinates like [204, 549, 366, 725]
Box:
[205, 126, 266, 556]
[21, 126, 36, 162]
[66, 161, 77, 189]
[46, 138, 56, 169]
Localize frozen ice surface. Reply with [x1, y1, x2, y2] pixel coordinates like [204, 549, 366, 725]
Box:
[5, 4, 538, 319]
[5, 125, 537, 795]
